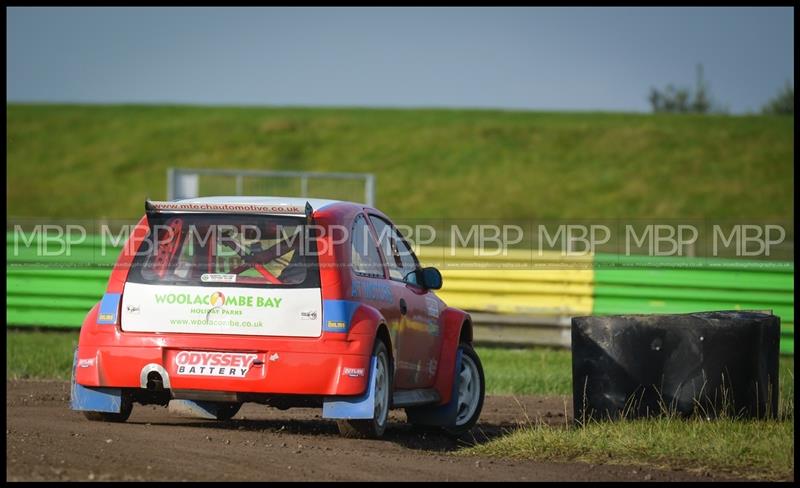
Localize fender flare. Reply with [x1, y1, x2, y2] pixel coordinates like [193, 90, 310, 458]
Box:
[78, 302, 101, 343]
[432, 307, 472, 405]
[346, 303, 393, 364]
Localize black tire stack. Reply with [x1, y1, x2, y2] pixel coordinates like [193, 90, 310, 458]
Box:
[571, 311, 780, 422]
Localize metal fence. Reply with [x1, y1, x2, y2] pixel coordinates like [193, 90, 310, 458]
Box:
[167, 168, 376, 206]
[7, 234, 793, 355]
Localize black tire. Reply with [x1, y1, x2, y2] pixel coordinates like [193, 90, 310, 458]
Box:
[82, 394, 133, 423]
[214, 402, 243, 421]
[442, 343, 485, 438]
[337, 340, 392, 439]
[572, 311, 780, 421]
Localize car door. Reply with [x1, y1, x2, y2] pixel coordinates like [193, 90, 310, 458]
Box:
[348, 214, 403, 383]
[367, 215, 440, 389]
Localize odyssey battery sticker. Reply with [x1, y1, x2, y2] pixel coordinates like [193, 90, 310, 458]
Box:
[174, 351, 258, 378]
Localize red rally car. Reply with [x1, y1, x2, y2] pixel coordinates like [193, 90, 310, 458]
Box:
[71, 197, 485, 438]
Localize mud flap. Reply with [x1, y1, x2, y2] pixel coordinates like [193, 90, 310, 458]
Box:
[168, 400, 222, 420]
[321, 356, 378, 420]
[405, 349, 463, 426]
[70, 349, 124, 413]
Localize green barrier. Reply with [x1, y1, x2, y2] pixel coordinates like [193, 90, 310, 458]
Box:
[6, 235, 794, 356]
[6, 268, 109, 327]
[7, 229, 117, 327]
[593, 254, 794, 355]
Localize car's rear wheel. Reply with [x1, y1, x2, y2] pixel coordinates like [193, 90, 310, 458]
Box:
[442, 343, 485, 437]
[337, 340, 391, 438]
[82, 394, 133, 423]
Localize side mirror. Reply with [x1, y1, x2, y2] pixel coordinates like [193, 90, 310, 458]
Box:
[419, 267, 443, 290]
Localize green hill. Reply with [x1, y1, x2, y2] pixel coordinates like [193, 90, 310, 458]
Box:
[6, 104, 794, 220]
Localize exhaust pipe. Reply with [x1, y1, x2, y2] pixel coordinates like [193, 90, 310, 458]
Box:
[139, 363, 171, 390]
[146, 372, 164, 391]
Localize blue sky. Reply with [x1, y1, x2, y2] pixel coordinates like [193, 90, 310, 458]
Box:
[6, 7, 794, 113]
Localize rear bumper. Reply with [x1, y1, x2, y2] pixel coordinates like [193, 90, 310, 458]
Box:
[75, 343, 372, 397]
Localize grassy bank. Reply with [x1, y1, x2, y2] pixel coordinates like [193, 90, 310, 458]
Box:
[7, 104, 794, 221]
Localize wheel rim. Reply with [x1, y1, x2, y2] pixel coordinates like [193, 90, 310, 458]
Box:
[373, 353, 389, 427]
[454, 354, 481, 426]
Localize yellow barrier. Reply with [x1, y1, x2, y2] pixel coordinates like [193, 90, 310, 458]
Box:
[416, 247, 594, 318]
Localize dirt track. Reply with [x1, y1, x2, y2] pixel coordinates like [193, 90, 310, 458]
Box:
[7, 380, 735, 481]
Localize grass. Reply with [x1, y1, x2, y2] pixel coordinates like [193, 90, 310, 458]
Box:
[476, 346, 573, 395]
[6, 329, 78, 380]
[464, 349, 795, 480]
[463, 414, 794, 480]
[6, 104, 794, 221]
[6, 330, 794, 479]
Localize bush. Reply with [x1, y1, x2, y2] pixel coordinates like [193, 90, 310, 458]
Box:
[762, 82, 794, 115]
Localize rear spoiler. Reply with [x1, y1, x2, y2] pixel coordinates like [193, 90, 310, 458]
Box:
[145, 199, 314, 219]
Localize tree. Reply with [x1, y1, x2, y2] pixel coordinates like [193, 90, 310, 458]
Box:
[691, 64, 711, 114]
[649, 84, 691, 113]
[762, 81, 794, 115]
[648, 64, 722, 114]
[649, 84, 690, 113]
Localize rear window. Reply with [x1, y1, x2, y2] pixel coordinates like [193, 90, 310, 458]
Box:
[127, 213, 320, 289]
